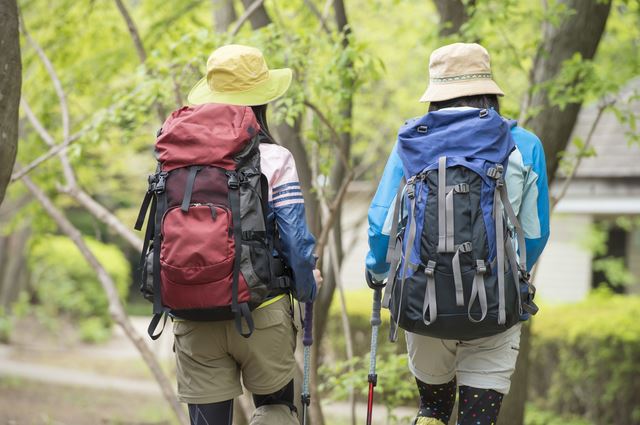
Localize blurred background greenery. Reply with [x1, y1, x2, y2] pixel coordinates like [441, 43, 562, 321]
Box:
[1, 0, 639, 424]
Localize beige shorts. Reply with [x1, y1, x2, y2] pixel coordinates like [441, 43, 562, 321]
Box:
[406, 323, 522, 394]
[173, 296, 298, 404]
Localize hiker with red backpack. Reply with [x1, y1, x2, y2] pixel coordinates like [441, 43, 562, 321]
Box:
[136, 44, 321, 425]
[365, 43, 550, 424]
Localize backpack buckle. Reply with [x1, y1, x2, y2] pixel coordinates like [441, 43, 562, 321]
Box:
[453, 183, 469, 193]
[154, 172, 167, 193]
[479, 109, 489, 118]
[227, 172, 240, 189]
[424, 260, 436, 277]
[487, 164, 504, 179]
[476, 259, 487, 274]
[459, 242, 473, 253]
[406, 178, 416, 199]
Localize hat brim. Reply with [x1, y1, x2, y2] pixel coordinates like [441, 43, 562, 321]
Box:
[419, 79, 504, 103]
[187, 68, 293, 106]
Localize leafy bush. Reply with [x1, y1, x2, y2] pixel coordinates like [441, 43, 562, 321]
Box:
[324, 289, 640, 425]
[319, 347, 415, 424]
[530, 290, 640, 425]
[326, 288, 405, 361]
[525, 404, 594, 425]
[28, 235, 130, 342]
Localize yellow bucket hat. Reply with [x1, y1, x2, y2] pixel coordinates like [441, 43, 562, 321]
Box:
[419, 43, 504, 103]
[188, 44, 292, 106]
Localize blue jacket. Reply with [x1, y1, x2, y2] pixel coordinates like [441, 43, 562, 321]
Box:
[366, 114, 550, 281]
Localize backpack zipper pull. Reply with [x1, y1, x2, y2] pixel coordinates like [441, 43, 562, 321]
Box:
[207, 204, 218, 220]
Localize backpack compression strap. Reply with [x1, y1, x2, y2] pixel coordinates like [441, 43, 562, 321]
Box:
[383, 177, 406, 310]
[228, 171, 254, 338]
[149, 173, 169, 340]
[391, 176, 419, 342]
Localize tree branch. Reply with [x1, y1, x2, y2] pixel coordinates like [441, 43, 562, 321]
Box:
[112, 0, 166, 121]
[113, 0, 147, 63]
[20, 98, 77, 186]
[303, 0, 332, 34]
[60, 185, 143, 250]
[10, 130, 84, 182]
[18, 169, 187, 425]
[20, 98, 143, 251]
[19, 12, 69, 141]
[314, 169, 354, 259]
[20, 99, 54, 146]
[231, 0, 266, 35]
[551, 100, 614, 212]
[304, 100, 350, 172]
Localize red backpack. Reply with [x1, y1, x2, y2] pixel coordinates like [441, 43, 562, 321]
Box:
[135, 104, 289, 339]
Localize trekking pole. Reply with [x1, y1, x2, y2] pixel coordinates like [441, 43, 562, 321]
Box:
[365, 272, 383, 425]
[301, 302, 313, 425]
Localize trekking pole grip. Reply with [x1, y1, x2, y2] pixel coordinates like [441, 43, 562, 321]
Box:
[303, 302, 314, 347]
[371, 288, 382, 327]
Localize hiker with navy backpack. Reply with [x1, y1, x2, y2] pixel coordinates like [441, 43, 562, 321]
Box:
[365, 43, 550, 425]
[135, 44, 321, 425]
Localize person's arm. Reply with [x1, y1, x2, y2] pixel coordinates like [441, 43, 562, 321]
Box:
[509, 127, 551, 270]
[261, 144, 317, 302]
[366, 143, 404, 281]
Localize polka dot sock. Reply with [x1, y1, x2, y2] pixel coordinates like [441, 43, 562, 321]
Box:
[457, 385, 504, 425]
[414, 377, 457, 425]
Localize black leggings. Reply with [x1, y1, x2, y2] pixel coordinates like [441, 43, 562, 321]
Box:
[187, 379, 295, 425]
[416, 378, 505, 424]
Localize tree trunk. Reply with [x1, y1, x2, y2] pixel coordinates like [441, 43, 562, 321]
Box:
[500, 2, 612, 423]
[496, 322, 531, 424]
[240, 0, 271, 30]
[213, 0, 237, 33]
[0, 225, 30, 310]
[433, 0, 476, 36]
[0, 0, 21, 206]
[524, 0, 612, 180]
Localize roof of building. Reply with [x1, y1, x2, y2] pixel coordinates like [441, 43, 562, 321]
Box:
[569, 77, 640, 178]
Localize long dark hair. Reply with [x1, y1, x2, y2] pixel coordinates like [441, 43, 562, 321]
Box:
[429, 94, 500, 113]
[251, 104, 277, 144]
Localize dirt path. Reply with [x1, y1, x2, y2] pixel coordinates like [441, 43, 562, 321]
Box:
[0, 317, 415, 424]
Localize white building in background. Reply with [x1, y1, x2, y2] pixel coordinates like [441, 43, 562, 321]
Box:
[338, 79, 640, 303]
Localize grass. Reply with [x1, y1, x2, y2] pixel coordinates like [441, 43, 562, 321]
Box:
[0, 377, 180, 425]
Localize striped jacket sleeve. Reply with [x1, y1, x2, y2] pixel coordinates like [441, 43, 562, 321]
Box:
[260, 143, 317, 302]
[365, 142, 404, 280]
[507, 127, 551, 271]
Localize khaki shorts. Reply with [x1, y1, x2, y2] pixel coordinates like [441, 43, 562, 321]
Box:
[173, 296, 298, 404]
[406, 323, 522, 395]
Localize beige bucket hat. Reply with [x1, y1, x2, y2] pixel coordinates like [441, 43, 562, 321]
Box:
[188, 44, 292, 106]
[419, 43, 504, 103]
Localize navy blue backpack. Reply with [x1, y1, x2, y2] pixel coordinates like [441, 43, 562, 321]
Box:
[384, 108, 538, 341]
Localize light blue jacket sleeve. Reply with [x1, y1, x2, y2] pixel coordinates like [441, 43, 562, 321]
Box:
[365, 143, 404, 278]
[509, 127, 550, 271]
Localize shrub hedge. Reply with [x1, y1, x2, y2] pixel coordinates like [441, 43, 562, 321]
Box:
[324, 289, 640, 425]
[530, 291, 640, 425]
[28, 235, 130, 342]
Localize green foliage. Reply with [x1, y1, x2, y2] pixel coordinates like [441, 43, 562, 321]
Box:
[530, 292, 640, 425]
[319, 347, 415, 423]
[525, 404, 594, 425]
[28, 235, 130, 342]
[0, 307, 12, 344]
[581, 218, 638, 288]
[323, 290, 640, 424]
[592, 257, 635, 288]
[79, 317, 113, 344]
